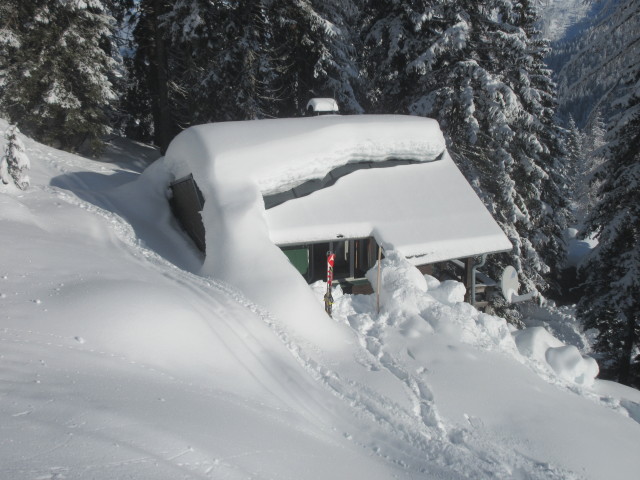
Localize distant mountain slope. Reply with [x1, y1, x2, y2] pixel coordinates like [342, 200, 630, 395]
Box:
[538, 0, 596, 43]
[544, 0, 637, 127]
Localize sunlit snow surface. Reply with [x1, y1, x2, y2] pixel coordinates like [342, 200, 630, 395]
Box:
[2, 119, 640, 479]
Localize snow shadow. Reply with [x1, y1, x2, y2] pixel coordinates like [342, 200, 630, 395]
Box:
[51, 170, 139, 193]
[99, 137, 160, 173]
[50, 170, 204, 274]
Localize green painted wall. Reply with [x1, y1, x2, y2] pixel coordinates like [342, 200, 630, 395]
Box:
[282, 247, 309, 276]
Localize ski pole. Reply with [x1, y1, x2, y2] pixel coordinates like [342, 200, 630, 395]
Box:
[324, 251, 335, 316]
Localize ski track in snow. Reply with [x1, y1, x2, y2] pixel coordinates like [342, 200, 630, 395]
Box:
[329, 297, 582, 480]
[0, 327, 313, 480]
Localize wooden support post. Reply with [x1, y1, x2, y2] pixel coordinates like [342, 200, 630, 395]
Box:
[376, 246, 382, 314]
[349, 240, 355, 279]
[464, 257, 474, 304]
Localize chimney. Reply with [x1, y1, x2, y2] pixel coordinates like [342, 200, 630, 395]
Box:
[305, 98, 340, 116]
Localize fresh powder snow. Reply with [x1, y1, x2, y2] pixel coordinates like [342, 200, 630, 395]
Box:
[1, 118, 640, 479]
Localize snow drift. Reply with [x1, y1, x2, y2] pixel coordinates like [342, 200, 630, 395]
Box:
[2, 119, 640, 480]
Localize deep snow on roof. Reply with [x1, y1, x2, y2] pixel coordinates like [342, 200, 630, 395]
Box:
[164, 115, 511, 263]
[266, 153, 513, 263]
[165, 114, 446, 196]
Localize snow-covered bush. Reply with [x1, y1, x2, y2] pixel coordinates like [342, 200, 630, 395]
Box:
[513, 327, 599, 386]
[0, 124, 30, 190]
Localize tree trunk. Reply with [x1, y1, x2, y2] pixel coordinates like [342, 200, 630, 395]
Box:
[618, 309, 637, 385]
[150, 0, 172, 154]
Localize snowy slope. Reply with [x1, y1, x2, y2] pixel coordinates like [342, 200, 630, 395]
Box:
[2, 120, 640, 479]
[542, 0, 633, 126]
[538, 0, 595, 42]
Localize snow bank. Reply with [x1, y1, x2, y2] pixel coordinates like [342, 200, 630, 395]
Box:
[521, 302, 597, 355]
[324, 250, 639, 479]
[513, 327, 599, 386]
[362, 250, 515, 351]
[564, 227, 598, 267]
[362, 250, 598, 387]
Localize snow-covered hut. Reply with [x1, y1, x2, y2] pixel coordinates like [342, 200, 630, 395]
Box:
[164, 114, 512, 306]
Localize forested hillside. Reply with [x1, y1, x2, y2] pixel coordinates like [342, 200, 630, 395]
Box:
[1, 0, 638, 387]
[547, 0, 639, 387]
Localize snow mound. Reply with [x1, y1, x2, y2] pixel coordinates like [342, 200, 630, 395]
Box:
[513, 327, 599, 387]
[321, 250, 639, 479]
[360, 250, 599, 387]
[521, 301, 596, 354]
[367, 250, 466, 311]
[364, 250, 515, 351]
[564, 227, 597, 268]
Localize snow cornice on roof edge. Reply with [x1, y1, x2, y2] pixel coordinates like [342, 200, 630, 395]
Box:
[164, 114, 447, 197]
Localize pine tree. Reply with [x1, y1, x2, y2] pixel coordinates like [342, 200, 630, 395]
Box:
[565, 116, 584, 179]
[163, 0, 225, 130]
[579, 110, 607, 220]
[556, 0, 640, 126]
[583, 109, 607, 155]
[0, 0, 22, 98]
[362, 0, 441, 113]
[564, 116, 588, 222]
[0, 125, 30, 190]
[125, 0, 176, 153]
[269, 0, 364, 116]
[577, 61, 640, 388]
[308, 0, 364, 113]
[217, 0, 281, 120]
[1, 0, 119, 155]
[125, 0, 364, 147]
[162, 0, 231, 125]
[508, 0, 571, 283]
[128, 0, 281, 144]
[567, 111, 609, 226]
